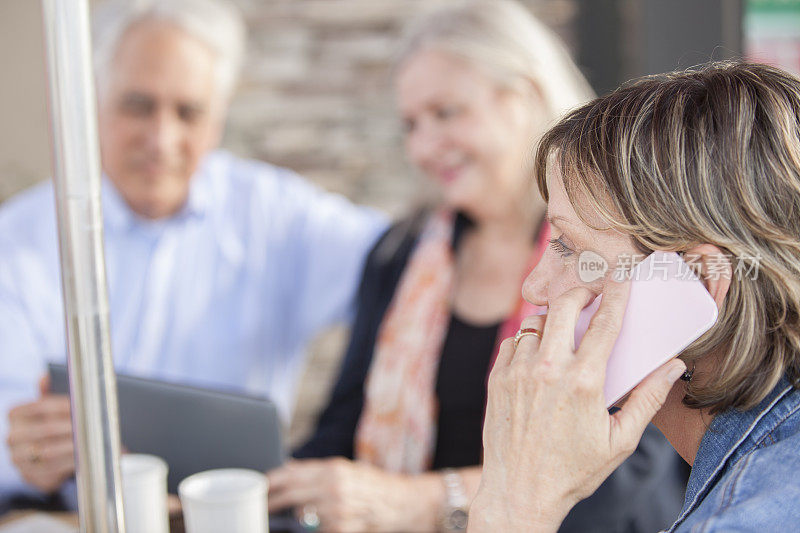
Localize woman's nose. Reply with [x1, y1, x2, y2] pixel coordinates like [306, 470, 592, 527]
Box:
[522, 259, 550, 307]
[407, 120, 444, 168]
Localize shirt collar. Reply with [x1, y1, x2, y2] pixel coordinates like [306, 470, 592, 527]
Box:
[669, 375, 800, 530]
[101, 160, 212, 232]
[101, 175, 135, 231]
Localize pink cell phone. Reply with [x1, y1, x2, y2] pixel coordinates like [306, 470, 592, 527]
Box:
[573, 251, 719, 407]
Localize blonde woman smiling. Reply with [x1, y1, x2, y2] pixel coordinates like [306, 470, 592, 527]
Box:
[269, 1, 688, 531]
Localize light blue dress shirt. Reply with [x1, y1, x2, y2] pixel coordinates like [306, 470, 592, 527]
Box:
[0, 150, 387, 501]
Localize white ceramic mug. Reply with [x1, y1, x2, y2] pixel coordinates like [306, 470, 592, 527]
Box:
[120, 454, 169, 533]
[178, 468, 268, 533]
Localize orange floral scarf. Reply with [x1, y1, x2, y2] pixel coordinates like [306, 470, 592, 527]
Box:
[354, 210, 550, 473]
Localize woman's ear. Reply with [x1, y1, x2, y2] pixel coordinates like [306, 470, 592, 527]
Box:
[684, 244, 732, 309]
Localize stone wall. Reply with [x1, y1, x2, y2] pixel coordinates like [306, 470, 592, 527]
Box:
[0, 0, 578, 210]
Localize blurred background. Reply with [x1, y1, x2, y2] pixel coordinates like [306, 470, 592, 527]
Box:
[2, 0, 798, 445]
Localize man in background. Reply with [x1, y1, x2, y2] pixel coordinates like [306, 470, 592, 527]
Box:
[0, 0, 385, 509]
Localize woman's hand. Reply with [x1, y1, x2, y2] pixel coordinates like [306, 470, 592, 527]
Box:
[267, 457, 443, 532]
[469, 282, 687, 532]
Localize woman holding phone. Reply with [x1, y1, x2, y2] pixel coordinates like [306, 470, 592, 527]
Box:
[267, 1, 687, 531]
[470, 61, 800, 532]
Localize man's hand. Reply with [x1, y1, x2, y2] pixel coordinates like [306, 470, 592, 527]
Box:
[6, 376, 75, 493]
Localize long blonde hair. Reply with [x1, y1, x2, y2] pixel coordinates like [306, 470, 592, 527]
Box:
[536, 61, 800, 413]
[394, 0, 594, 124]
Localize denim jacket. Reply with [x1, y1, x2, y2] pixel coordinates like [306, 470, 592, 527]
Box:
[665, 376, 800, 532]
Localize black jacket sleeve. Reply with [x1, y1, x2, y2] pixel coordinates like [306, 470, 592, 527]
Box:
[293, 212, 426, 459]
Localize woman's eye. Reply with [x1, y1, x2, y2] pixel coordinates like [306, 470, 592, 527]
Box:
[435, 106, 460, 121]
[549, 236, 574, 258]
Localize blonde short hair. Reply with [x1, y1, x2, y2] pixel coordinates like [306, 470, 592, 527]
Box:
[535, 61, 800, 413]
[395, 0, 594, 123]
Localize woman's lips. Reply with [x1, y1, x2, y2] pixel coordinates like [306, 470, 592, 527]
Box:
[437, 164, 465, 183]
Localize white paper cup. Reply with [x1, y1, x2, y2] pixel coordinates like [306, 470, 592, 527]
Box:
[178, 468, 268, 533]
[120, 454, 169, 533]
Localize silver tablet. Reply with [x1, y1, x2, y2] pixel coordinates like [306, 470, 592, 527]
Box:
[48, 363, 285, 493]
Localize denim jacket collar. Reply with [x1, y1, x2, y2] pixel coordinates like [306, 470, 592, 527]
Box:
[667, 375, 800, 531]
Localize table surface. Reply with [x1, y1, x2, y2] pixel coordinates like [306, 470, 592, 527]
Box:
[0, 509, 304, 533]
[0, 509, 183, 532]
[0, 511, 78, 531]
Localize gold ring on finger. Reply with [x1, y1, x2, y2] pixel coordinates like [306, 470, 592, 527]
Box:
[514, 327, 543, 348]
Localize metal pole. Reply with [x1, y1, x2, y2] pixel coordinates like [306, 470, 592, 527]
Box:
[40, 0, 125, 531]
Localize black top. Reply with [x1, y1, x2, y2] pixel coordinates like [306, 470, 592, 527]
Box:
[433, 314, 499, 469]
[295, 211, 689, 533]
[295, 210, 473, 461]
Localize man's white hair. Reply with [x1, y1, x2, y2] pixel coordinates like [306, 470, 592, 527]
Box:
[92, 0, 246, 101]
